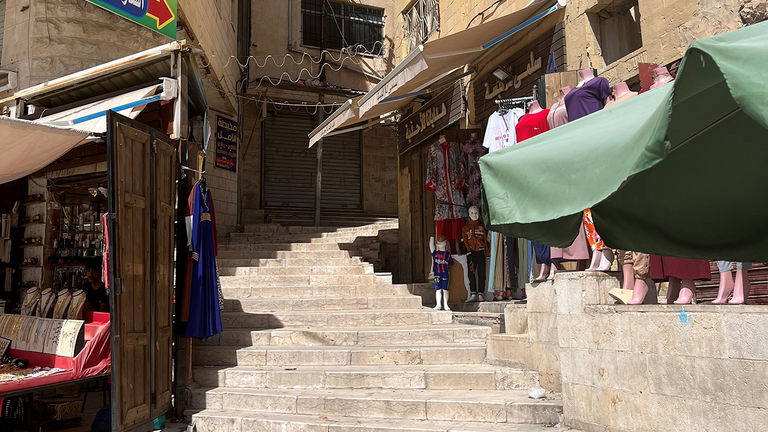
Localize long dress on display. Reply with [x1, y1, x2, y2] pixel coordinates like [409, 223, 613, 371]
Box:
[650, 256, 711, 282]
[461, 136, 487, 208]
[426, 140, 467, 241]
[185, 181, 223, 339]
[514, 109, 553, 266]
[564, 77, 612, 251]
[546, 100, 590, 261]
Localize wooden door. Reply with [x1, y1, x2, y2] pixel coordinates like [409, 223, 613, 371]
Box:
[107, 112, 176, 431]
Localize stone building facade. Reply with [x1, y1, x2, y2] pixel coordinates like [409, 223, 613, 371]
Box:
[238, 0, 400, 225]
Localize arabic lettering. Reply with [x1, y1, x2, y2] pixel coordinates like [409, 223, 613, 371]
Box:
[484, 52, 543, 100]
[404, 103, 448, 142]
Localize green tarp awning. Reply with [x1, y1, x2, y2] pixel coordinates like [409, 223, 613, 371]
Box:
[479, 21, 768, 262]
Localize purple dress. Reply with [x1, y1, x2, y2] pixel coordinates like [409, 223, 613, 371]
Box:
[564, 77, 611, 120]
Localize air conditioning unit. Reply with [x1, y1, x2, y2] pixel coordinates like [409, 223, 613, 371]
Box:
[0, 70, 18, 93]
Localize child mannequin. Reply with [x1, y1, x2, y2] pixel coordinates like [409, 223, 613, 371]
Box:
[430, 235, 453, 311]
[461, 206, 489, 302]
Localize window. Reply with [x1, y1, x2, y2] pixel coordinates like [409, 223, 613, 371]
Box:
[403, 0, 440, 53]
[588, 0, 642, 65]
[301, 0, 385, 55]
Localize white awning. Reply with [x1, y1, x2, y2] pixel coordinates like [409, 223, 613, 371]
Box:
[36, 79, 176, 133]
[0, 117, 90, 184]
[308, 0, 565, 146]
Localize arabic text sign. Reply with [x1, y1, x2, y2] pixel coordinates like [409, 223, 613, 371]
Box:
[397, 80, 464, 154]
[215, 116, 238, 172]
[483, 52, 543, 100]
[86, 0, 177, 38]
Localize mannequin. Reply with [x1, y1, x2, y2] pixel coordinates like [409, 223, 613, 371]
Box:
[36, 287, 55, 318]
[53, 289, 72, 319]
[713, 261, 751, 304]
[650, 67, 674, 89]
[430, 235, 453, 311]
[564, 69, 613, 272]
[426, 134, 467, 253]
[548, 86, 589, 269]
[515, 101, 554, 282]
[20, 286, 40, 316]
[461, 206, 489, 302]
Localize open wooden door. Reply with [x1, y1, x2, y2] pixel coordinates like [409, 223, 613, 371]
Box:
[107, 111, 176, 431]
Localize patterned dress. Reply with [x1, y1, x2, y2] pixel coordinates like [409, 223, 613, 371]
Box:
[426, 140, 468, 221]
[461, 136, 488, 209]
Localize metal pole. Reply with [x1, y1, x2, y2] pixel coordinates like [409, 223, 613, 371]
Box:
[315, 0, 328, 226]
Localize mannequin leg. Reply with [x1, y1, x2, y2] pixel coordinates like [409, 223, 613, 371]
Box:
[586, 249, 601, 271]
[547, 260, 558, 280]
[628, 278, 651, 304]
[442, 289, 451, 311]
[466, 252, 479, 302]
[620, 250, 635, 289]
[673, 279, 696, 304]
[433, 289, 443, 310]
[595, 249, 615, 271]
[729, 267, 751, 304]
[477, 254, 487, 301]
[713, 261, 734, 304]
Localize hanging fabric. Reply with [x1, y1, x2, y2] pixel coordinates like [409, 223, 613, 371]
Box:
[184, 180, 222, 339]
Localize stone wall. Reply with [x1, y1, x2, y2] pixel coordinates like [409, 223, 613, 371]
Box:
[516, 272, 768, 431]
[0, 0, 166, 94]
[204, 110, 240, 235]
[362, 125, 398, 216]
[564, 0, 747, 84]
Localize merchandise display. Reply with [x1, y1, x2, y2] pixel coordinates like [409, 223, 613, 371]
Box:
[430, 236, 453, 311]
[426, 135, 468, 246]
[461, 206, 489, 302]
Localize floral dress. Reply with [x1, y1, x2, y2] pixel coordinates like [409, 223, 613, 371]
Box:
[426, 140, 467, 221]
[461, 137, 488, 209]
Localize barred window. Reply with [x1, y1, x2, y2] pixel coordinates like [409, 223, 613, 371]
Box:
[403, 0, 440, 53]
[301, 0, 385, 55]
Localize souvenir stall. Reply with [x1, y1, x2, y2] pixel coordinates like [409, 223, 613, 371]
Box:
[0, 41, 217, 432]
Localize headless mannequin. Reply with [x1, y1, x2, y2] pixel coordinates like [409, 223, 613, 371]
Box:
[650, 67, 674, 89]
[636, 69, 699, 305]
[438, 135, 461, 253]
[713, 262, 751, 304]
[528, 100, 544, 114]
[430, 236, 452, 311]
[613, 81, 633, 99]
[574, 69, 613, 271]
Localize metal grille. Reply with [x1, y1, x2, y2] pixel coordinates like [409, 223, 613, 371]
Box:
[301, 0, 385, 55]
[403, 0, 440, 53]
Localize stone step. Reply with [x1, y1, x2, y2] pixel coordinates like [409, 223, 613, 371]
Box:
[190, 388, 562, 424]
[196, 324, 491, 347]
[190, 410, 564, 432]
[218, 242, 346, 252]
[218, 309, 452, 328]
[451, 311, 506, 334]
[217, 250, 354, 260]
[192, 344, 487, 367]
[221, 284, 412, 299]
[220, 273, 390, 288]
[221, 295, 422, 313]
[192, 364, 539, 391]
[219, 265, 374, 277]
[487, 334, 531, 368]
[217, 257, 363, 269]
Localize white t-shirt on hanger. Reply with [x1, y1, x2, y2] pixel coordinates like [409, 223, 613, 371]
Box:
[482, 108, 525, 153]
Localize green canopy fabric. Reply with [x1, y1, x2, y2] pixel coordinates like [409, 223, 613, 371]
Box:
[479, 21, 768, 261]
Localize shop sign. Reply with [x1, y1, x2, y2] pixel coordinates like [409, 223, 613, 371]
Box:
[397, 80, 464, 154]
[472, 26, 563, 122]
[215, 116, 238, 172]
[86, 0, 177, 38]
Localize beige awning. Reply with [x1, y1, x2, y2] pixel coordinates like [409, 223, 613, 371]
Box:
[36, 83, 167, 133]
[308, 0, 565, 146]
[0, 117, 91, 184]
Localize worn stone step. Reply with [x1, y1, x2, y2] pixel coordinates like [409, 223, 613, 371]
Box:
[190, 410, 565, 432]
[217, 257, 362, 269]
[218, 309, 452, 328]
[192, 364, 539, 391]
[219, 242, 345, 252]
[221, 295, 422, 313]
[219, 264, 374, 277]
[217, 250, 354, 260]
[192, 344, 487, 367]
[196, 324, 491, 347]
[220, 273, 389, 288]
[221, 284, 412, 299]
[190, 388, 562, 424]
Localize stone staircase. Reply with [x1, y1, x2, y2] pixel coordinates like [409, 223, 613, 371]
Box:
[188, 220, 565, 431]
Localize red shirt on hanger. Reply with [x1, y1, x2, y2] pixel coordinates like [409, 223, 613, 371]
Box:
[515, 109, 551, 142]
